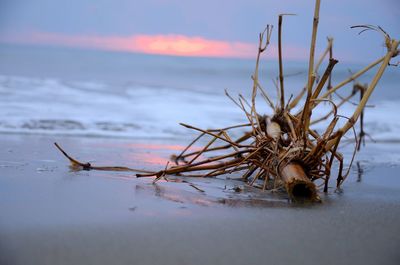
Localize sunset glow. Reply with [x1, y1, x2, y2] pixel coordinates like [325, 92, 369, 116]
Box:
[133, 35, 255, 58]
[1, 31, 308, 59]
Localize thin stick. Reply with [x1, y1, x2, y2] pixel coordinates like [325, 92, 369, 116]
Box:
[262, 167, 271, 191]
[188, 132, 222, 164]
[278, 14, 285, 109]
[250, 28, 268, 134]
[225, 89, 244, 110]
[315, 37, 333, 77]
[137, 153, 246, 178]
[288, 87, 306, 110]
[310, 92, 354, 125]
[300, 75, 315, 140]
[311, 58, 339, 101]
[298, 58, 339, 139]
[336, 117, 359, 186]
[180, 123, 250, 148]
[221, 130, 240, 152]
[290, 37, 332, 111]
[251, 76, 275, 109]
[326, 39, 399, 150]
[179, 131, 252, 159]
[327, 38, 334, 91]
[324, 132, 342, 192]
[303, 0, 321, 130]
[356, 83, 367, 151]
[54, 142, 153, 173]
[174, 132, 205, 163]
[319, 56, 385, 100]
[214, 123, 252, 131]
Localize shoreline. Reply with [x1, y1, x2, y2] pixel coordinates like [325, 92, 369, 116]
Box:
[1, 133, 400, 265]
[3, 130, 400, 144]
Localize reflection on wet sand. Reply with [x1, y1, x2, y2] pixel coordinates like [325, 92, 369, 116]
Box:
[63, 140, 317, 208]
[357, 161, 364, 182]
[134, 178, 293, 209]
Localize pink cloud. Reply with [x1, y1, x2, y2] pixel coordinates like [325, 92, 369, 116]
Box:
[0, 31, 308, 60]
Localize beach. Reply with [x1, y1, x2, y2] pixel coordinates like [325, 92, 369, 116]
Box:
[1, 0, 400, 263]
[1, 42, 400, 265]
[1, 133, 400, 265]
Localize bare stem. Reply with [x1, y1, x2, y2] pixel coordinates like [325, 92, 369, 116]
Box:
[278, 15, 285, 109]
[326, 40, 399, 150]
[301, 0, 321, 142]
[319, 56, 385, 100]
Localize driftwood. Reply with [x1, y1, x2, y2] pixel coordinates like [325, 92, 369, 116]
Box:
[55, 0, 399, 202]
[280, 163, 317, 201]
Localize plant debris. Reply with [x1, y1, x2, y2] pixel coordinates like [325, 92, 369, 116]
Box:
[55, 0, 399, 202]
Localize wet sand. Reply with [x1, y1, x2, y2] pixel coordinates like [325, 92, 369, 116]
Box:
[1, 134, 400, 265]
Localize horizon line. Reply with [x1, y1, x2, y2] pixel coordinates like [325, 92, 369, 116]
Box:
[0, 31, 310, 60]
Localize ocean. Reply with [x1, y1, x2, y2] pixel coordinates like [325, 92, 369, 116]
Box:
[0, 44, 399, 141]
[2, 46, 400, 265]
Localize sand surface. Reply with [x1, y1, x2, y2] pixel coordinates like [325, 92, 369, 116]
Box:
[1, 134, 400, 265]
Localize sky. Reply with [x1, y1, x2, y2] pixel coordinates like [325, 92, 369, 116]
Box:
[0, 0, 399, 62]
